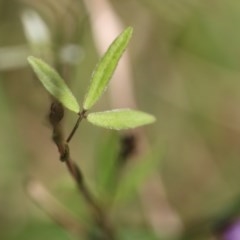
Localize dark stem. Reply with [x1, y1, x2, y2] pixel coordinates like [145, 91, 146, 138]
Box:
[66, 112, 84, 143]
[49, 102, 115, 240]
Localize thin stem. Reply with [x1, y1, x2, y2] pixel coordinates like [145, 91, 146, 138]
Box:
[66, 113, 83, 143]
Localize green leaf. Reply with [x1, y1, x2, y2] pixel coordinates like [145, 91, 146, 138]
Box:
[28, 56, 80, 113]
[87, 109, 156, 130]
[83, 27, 133, 110]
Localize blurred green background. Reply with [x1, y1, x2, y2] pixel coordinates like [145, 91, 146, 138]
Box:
[1, 0, 240, 239]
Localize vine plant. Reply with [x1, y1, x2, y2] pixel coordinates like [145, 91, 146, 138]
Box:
[28, 27, 155, 239]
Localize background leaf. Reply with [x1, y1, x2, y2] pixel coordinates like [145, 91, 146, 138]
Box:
[118, 227, 159, 240]
[28, 56, 80, 113]
[21, 10, 52, 59]
[9, 221, 72, 240]
[94, 132, 120, 202]
[83, 27, 133, 110]
[114, 148, 164, 204]
[0, 78, 27, 239]
[87, 109, 156, 130]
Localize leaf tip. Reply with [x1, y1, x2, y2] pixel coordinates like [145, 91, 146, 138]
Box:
[123, 26, 133, 43]
[126, 26, 133, 35]
[149, 114, 156, 124]
[27, 56, 41, 69]
[27, 55, 35, 64]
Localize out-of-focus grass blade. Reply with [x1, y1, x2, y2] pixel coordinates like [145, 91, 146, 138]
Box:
[174, 4, 240, 70]
[118, 228, 158, 240]
[114, 147, 164, 204]
[0, 78, 26, 238]
[94, 133, 120, 201]
[87, 109, 156, 130]
[28, 56, 80, 113]
[12, 221, 72, 240]
[83, 27, 133, 110]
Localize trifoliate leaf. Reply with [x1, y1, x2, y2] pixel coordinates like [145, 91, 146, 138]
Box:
[87, 109, 156, 130]
[83, 27, 133, 110]
[28, 56, 80, 113]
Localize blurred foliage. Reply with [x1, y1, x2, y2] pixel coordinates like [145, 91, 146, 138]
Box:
[10, 221, 72, 240]
[1, 0, 240, 239]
